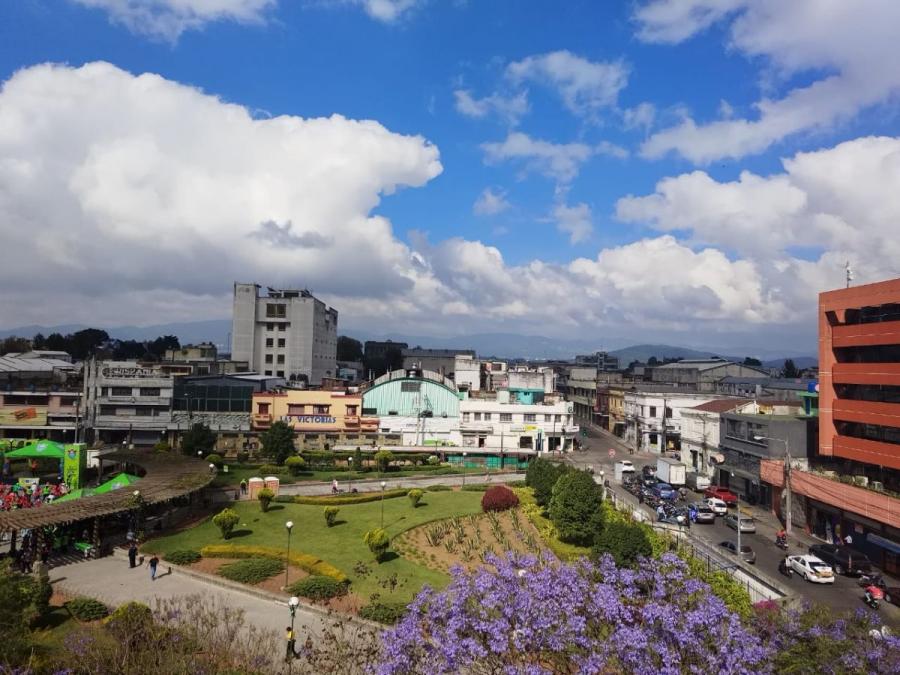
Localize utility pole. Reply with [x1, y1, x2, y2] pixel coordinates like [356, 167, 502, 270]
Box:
[784, 438, 793, 536]
[845, 261, 853, 289]
[661, 396, 667, 456]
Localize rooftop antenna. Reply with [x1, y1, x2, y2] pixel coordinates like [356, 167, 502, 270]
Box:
[845, 261, 854, 289]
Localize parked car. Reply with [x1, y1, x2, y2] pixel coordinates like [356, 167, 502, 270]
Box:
[787, 555, 835, 584]
[724, 514, 757, 533]
[641, 476, 659, 489]
[685, 471, 711, 492]
[652, 482, 677, 500]
[808, 544, 874, 576]
[693, 504, 716, 523]
[704, 486, 738, 505]
[704, 497, 728, 516]
[720, 540, 756, 564]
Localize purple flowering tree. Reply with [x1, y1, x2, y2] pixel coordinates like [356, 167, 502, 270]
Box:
[378, 552, 769, 674]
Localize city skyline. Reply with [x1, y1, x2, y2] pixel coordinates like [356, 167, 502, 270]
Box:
[2, 1, 900, 350]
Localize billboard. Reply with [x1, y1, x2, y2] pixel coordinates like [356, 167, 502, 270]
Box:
[0, 406, 48, 426]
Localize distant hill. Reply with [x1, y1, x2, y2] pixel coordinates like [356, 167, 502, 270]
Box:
[0, 320, 232, 348]
[607, 344, 738, 365]
[761, 356, 818, 370]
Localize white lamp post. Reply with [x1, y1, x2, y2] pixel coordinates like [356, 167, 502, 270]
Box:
[380, 481, 387, 528]
[462, 451, 468, 488]
[285, 521, 294, 587]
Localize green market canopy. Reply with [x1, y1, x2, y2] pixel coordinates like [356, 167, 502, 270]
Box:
[5, 440, 66, 459]
[54, 487, 96, 503]
[93, 473, 141, 494]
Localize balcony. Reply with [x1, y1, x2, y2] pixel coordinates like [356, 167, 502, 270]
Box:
[833, 320, 900, 348]
[833, 399, 900, 429]
[832, 362, 900, 386]
[832, 435, 900, 471]
[252, 413, 272, 428]
[344, 415, 359, 426]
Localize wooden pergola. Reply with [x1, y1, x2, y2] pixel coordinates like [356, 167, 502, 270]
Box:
[0, 451, 215, 536]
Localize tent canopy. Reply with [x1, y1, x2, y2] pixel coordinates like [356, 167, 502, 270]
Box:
[6, 440, 65, 459]
[93, 473, 141, 494]
[54, 487, 96, 503]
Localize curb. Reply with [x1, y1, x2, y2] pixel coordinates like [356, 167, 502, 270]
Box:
[113, 547, 380, 630]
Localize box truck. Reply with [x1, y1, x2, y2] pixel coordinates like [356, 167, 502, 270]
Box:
[656, 457, 686, 486]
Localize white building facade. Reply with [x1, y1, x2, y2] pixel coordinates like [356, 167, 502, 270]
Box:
[231, 283, 338, 385]
[624, 391, 724, 454]
[680, 400, 755, 476]
[459, 393, 577, 454]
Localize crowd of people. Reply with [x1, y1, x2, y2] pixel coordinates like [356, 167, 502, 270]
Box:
[0, 481, 69, 511]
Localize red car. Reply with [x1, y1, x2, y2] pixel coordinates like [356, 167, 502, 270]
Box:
[704, 486, 738, 505]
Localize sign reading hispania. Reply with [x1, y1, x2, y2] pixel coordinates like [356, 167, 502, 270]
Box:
[282, 415, 337, 425]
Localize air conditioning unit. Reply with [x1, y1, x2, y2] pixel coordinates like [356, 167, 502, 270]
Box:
[853, 475, 869, 487]
[871, 481, 884, 492]
[822, 470, 838, 479]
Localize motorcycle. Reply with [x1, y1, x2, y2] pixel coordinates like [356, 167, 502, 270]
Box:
[775, 535, 788, 550]
[778, 558, 794, 578]
[864, 584, 884, 610]
[858, 572, 886, 589]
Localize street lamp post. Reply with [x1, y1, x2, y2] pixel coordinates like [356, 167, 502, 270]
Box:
[754, 435, 792, 536]
[379, 481, 387, 528]
[462, 451, 468, 488]
[287, 595, 300, 664]
[598, 468, 604, 501]
[285, 521, 294, 588]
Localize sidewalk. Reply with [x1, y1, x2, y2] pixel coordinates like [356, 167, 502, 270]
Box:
[275, 471, 523, 496]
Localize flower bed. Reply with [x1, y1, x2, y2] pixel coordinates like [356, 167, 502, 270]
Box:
[199, 544, 347, 582]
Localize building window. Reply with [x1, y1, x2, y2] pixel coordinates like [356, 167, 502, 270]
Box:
[265, 370, 272, 376]
[111, 387, 131, 397]
[401, 381, 421, 393]
[313, 405, 330, 414]
[544, 414, 552, 422]
[483, 413, 491, 421]
[100, 387, 108, 396]
[135, 407, 151, 417]
[649, 406, 657, 417]
[278, 324, 286, 331]
[278, 339, 286, 348]
[265, 354, 273, 364]
[277, 355, 285, 364]
[500, 413, 512, 422]
[277, 371, 285, 378]
[265, 338, 273, 348]
[474, 412, 482, 421]
[266, 303, 286, 318]
[287, 404, 305, 415]
[267, 323, 274, 330]
[524, 414, 536, 422]
[258, 402, 270, 414]
[347, 405, 358, 416]
[555, 414, 562, 422]
[139, 387, 160, 397]
[463, 412, 470, 422]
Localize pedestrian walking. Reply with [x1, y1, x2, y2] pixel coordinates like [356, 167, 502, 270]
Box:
[149, 555, 159, 581]
[285, 626, 297, 661]
[331, 478, 339, 495]
[128, 542, 138, 568]
[239, 479, 247, 496]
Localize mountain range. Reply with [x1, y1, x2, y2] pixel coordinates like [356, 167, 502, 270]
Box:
[0, 320, 817, 367]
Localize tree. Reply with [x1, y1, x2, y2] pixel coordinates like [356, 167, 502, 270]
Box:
[591, 521, 652, 567]
[0, 559, 50, 663]
[68, 328, 110, 359]
[147, 335, 180, 359]
[352, 447, 364, 471]
[743, 357, 762, 367]
[374, 449, 394, 472]
[0, 336, 30, 355]
[44, 332, 68, 352]
[212, 508, 240, 539]
[364, 528, 390, 562]
[181, 423, 216, 457]
[782, 358, 800, 378]
[407, 489, 424, 508]
[259, 420, 295, 465]
[525, 458, 571, 507]
[257, 487, 274, 512]
[337, 336, 363, 362]
[113, 339, 148, 360]
[31, 333, 45, 349]
[647, 356, 659, 366]
[548, 470, 604, 545]
[285, 456, 306, 476]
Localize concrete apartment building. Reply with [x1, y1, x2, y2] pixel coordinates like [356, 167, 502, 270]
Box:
[624, 390, 725, 454]
[231, 283, 338, 385]
[680, 399, 755, 475]
[650, 358, 770, 392]
[402, 347, 475, 379]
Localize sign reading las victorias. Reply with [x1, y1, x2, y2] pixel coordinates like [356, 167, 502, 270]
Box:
[282, 415, 337, 424]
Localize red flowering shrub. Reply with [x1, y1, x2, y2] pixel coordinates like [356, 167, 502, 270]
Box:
[481, 485, 519, 512]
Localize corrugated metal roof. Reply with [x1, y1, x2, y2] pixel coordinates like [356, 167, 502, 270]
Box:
[0, 356, 77, 373]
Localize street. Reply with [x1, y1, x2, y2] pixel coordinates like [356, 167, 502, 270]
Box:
[572, 421, 900, 624]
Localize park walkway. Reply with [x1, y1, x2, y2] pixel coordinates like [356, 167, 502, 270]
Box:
[279, 470, 523, 496]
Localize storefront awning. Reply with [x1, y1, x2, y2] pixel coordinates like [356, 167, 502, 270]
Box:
[868, 533, 900, 555]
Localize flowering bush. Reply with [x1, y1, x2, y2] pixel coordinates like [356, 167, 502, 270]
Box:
[480, 485, 519, 512]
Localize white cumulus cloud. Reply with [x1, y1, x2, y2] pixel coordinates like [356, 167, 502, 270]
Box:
[481, 132, 624, 184]
[553, 202, 593, 244]
[453, 89, 528, 125]
[473, 188, 511, 216]
[635, 0, 900, 163]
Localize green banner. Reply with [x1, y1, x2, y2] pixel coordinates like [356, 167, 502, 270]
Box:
[63, 443, 87, 490]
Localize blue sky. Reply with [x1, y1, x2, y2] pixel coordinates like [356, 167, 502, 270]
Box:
[2, 1, 900, 353]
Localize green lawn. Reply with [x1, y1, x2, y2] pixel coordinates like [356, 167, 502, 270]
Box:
[211, 464, 501, 488]
[142, 491, 484, 604]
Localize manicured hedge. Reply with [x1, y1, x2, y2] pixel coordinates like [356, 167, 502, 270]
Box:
[282, 488, 409, 506]
[165, 549, 201, 566]
[219, 558, 284, 584]
[359, 602, 407, 625]
[461, 484, 490, 492]
[199, 544, 347, 582]
[65, 597, 109, 621]
[481, 485, 520, 512]
[425, 484, 452, 492]
[287, 575, 348, 601]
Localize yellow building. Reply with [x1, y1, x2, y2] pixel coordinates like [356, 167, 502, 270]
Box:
[251, 390, 378, 448]
[607, 387, 627, 437]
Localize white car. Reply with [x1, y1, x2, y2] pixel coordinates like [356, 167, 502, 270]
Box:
[788, 555, 835, 584]
[618, 460, 635, 472]
[704, 497, 727, 516]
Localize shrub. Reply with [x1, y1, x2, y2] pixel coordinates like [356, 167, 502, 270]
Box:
[591, 521, 652, 568]
[258, 464, 288, 475]
[548, 471, 604, 546]
[359, 602, 407, 625]
[236, 451, 250, 464]
[65, 597, 109, 621]
[165, 549, 202, 566]
[288, 575, 347, 601]
[427, 455, 441, 466]
[461, 484, 490, 492]
[363, 528, 390, 562]
[374, 449, 394, 472]
[205, 453, 223, 467]
[526, 458, 571, 507]
[323, 506, 340, 527]
[287, 488, 409, 506]
[407, 488, 424, 507]
[481, 485, 520, 512]
[259, 420, 296, 465]
[507, 480, 527, 488]
[352, 448, 364, 471]
[218, 558, 284, 584]
[104, 601, 153, 641]
[257, 487, 275, 512]
[153, 441, 171, 453]
[285, 456, 306, 476]
[426, 484, 452, 492]
[199, 544, 347, 582]
[212, 508, 240, 539]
